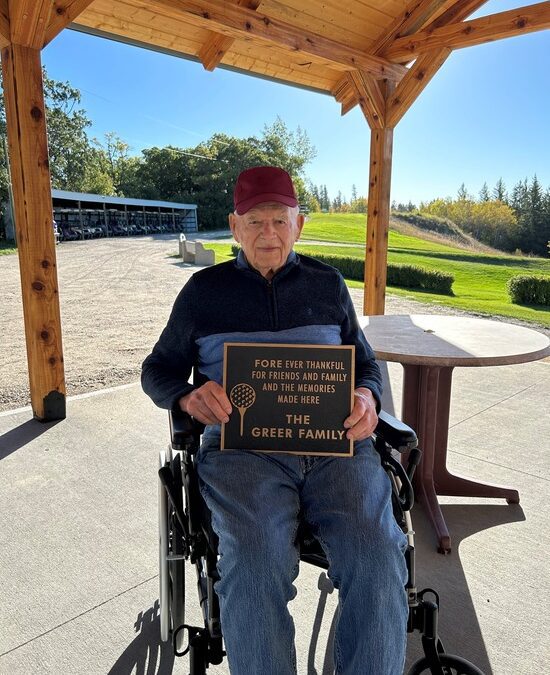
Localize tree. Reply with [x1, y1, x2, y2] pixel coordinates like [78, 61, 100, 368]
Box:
[130, 120, 318, 229]
[493, 178, 507, 203]
[81, 146, 115, 195]
[321, 185, 330, 211]
[457, 183, 470, 201]
[350, 197, 367, 213]
[260, 116, 316, 176]
[351, 184, 358, 202]
[0, 67, 117, 235]
[479, 182, 490, 202]
[520, 175, 550, 255]
[42, 73, 102, 191]
[423, 195, 519, 251]
[92, 131, 140, 196]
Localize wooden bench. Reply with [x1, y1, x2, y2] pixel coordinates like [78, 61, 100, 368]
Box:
[179, 235, 215, 266]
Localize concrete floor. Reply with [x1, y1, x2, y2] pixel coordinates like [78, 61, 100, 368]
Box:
[1, 356, 549, 674]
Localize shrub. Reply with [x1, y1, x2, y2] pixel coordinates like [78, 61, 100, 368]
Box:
[386, 263, 454, 294]
[231, 247, 454, 294]
[308, 253, 454, 295]
[507, 275, 550, 306]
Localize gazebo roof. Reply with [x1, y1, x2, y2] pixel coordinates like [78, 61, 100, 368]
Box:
[54, 2, 550, 121]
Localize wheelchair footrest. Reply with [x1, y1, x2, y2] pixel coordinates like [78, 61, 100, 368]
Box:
[173, 624, 226, 670]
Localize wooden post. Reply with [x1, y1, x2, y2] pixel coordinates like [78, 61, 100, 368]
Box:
[2, 44, 66, 421]
[364, 125, 394, 316]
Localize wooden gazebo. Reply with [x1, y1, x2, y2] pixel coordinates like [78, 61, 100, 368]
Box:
[2, 0, 549, 421]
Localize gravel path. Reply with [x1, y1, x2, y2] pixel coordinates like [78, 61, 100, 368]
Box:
[1, 234, 548, 412]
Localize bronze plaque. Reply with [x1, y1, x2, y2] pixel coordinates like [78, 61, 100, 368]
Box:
[221, 343, 355, 456]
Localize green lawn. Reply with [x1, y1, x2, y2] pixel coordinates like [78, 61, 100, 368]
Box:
[0, 241, 17, 255]
[203, 212, 550, 327]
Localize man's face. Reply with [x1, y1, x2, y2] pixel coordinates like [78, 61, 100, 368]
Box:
[229, 202, 304, 279]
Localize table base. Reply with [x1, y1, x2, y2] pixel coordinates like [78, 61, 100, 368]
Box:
[401, 364, 520, 554]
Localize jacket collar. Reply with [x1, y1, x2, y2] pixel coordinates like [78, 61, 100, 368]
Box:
[235, 249, 299, 279]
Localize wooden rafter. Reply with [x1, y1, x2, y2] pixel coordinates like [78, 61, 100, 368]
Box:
[147, 0, 408, 80]
[369, 0, 453, 56]
[342, 0, 455, 119]
[198, 0, 260, 71]
[348, 70, 385, 129]
[384, 1, 550, 61]
[9, 0, 52, 48]
[425, 0, 490, 30]
[386, 47, 451, 128]
[331, 77, 357, 116]
[44, 0, 96, 47]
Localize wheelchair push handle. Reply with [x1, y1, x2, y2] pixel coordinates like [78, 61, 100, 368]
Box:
[170, 409, 205, 452]
[375, 411, 418, 453]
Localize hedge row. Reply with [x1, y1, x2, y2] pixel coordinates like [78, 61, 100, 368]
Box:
[507, 275, 550, 306]
[231, 246, 454, 295]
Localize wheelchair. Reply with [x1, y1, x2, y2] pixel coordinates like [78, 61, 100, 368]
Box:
[158, 409, 485, 675]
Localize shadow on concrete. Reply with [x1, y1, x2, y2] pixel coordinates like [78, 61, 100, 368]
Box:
[108, 601, 175, 675]
[0, 418, 60, 461]
[405, 502, 525, 674]
[308, 572, 336, 675]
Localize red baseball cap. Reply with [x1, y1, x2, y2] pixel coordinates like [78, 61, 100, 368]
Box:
[234, 166, 298, 215]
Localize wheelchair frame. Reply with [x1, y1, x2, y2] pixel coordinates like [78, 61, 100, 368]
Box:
[158, 410, 484, 675]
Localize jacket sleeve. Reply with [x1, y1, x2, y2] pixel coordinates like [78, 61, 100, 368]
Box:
[336, 274, 383, 411]
[141, 277, 199, 410]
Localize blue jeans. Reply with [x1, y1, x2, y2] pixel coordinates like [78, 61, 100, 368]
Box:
[196, 432, 408, 675]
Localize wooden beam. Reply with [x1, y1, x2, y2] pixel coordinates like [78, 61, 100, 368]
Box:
[384, 2, 550, 60]
[1, 44, 66, 421]
[0, 0, 9, 49]
[369, 0, 452, 55]
[149, 0, 408, 80]
[340, 97, 357, 116]
[198, 0, 260, 71]
[198, 33, 234, 70]
[8, 0, 51, 48]
[386, 47, 451, 128]
[364, 125, 394, 316]
[44, 0, 96, 47]
[425, 0, 490, 30]
[348, 70, 385, 129]
[336, 0, 453, 115]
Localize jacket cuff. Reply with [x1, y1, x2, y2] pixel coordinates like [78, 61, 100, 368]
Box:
[170, 384, 196, 413]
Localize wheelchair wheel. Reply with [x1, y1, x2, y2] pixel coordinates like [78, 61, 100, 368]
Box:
[408, 653, 485, 675]
[169, 453, 186, 652]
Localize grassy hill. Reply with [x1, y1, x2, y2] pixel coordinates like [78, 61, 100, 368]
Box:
[205, 212, 550, 327]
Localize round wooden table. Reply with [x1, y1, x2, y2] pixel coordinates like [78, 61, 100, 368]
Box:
[360, 314, 550, 553]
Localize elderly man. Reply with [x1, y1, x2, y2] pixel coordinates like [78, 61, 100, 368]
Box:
[142, 166, 408, 674]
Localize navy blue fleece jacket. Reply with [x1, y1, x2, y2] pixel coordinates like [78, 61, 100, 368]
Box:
[141, 251, 382, 412]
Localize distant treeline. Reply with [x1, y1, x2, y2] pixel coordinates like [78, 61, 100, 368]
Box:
[308, 178, 550, 257]
[0, 69, 316, 233]
[419, 179, 550, 256]
[0, 70, 548, 255]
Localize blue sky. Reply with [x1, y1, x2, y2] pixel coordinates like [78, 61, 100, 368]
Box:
[41, 1, 550, 205]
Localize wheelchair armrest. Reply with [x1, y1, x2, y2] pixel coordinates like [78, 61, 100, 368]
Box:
[169, 409, 205, 452]
[375, 410, 418, 453]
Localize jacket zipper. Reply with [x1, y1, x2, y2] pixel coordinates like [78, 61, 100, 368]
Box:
[266, 279, 277, 330]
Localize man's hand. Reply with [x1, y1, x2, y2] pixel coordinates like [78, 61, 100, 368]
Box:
[344, 387, 378, 441]
[179, 381, 232, 425]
